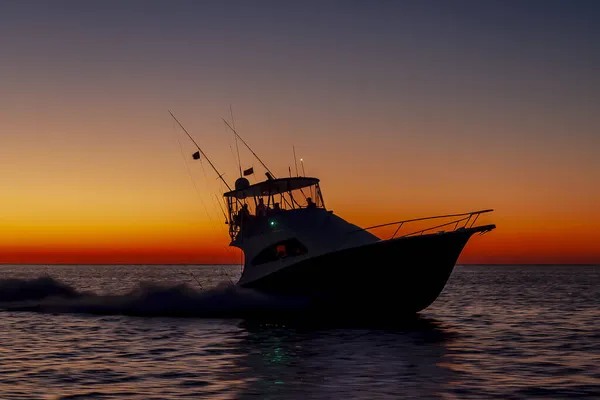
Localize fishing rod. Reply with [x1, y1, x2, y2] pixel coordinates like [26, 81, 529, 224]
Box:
[221, 118, 276, 179]
[214, 193, 229, 224]
[169, 110, 233, 191]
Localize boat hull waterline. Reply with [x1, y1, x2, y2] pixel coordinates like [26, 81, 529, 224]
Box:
[240, 225, 493, 315]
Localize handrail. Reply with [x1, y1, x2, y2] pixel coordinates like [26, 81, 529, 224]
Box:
[348, 209, 494, 240]
[397, 215, 470, 238]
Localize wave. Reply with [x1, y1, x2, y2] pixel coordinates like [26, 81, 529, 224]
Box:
[0, 276, 310, 318]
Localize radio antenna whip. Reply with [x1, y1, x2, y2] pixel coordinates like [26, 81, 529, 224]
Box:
[293, 145, 299, 177]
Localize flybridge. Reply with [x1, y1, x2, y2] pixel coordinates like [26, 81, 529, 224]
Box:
[223, 176, 326, 241]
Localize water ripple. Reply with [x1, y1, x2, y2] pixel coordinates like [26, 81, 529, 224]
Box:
[0, 264, 598, 399]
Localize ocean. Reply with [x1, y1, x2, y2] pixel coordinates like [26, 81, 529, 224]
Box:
[0, 264, 598, 399]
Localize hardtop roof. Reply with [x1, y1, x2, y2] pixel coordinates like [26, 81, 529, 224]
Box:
[223, 177, 319, 199]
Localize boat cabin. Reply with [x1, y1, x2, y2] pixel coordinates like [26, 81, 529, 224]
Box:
[223, 176, 325, 241]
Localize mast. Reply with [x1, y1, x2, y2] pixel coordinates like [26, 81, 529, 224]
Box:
[222, 118, 276, 179]
[169, 110, 233, 191]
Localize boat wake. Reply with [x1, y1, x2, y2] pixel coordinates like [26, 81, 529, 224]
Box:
[0, 276, 310, 318]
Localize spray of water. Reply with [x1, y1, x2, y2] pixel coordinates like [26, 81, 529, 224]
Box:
[0, 276, 310, 318]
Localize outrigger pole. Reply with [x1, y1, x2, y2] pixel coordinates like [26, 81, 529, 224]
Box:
[229, 104, 243, 178]
[222, 118, 276, 179]
[169, 110, 233, 191]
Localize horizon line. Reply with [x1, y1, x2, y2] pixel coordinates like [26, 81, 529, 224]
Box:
[1, 263, 598, 267]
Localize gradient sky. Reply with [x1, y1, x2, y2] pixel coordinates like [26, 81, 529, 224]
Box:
[1, 0, 599, 264]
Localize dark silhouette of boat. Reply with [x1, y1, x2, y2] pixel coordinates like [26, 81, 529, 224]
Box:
[225, 177, 494, 314]
[170, 111, 496, 314]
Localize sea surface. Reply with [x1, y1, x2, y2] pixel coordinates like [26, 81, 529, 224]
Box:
[0, 264, 598, 399]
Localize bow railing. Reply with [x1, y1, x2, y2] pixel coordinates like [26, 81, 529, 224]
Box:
[348, 209, 494, 240]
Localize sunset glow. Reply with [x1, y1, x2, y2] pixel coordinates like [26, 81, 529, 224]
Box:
[1, 1, 598, 264]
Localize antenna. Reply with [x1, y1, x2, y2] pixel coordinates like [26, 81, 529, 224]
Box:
[222, 118, 276, 178]
[292, 145, 299, 177]
[169, 110, 232, 191]
[300, 157, 306, 176]
[230, 104, 242, 178]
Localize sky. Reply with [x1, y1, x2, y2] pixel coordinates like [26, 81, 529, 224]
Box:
[1, 0, 599, 264]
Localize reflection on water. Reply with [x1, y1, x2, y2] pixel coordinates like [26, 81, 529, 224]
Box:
[0, 265, 598, 399]
[229, 317, 455, 399]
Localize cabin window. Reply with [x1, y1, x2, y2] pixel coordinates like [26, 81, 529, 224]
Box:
[252, 238, 308, 265]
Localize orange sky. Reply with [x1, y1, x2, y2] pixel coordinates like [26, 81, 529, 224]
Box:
[1, 2, 599, 264]
[1, 118, 598, 265]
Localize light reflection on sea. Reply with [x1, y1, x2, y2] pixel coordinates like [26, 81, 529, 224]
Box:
[0, 264, 598, 399]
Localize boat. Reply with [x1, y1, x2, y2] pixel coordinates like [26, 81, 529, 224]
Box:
[170, 111, 496, 315]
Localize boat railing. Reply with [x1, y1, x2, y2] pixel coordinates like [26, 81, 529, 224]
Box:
[348, 209, 494, 240]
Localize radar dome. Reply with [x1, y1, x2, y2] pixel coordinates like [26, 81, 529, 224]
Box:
[235, 177, 250, 190]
